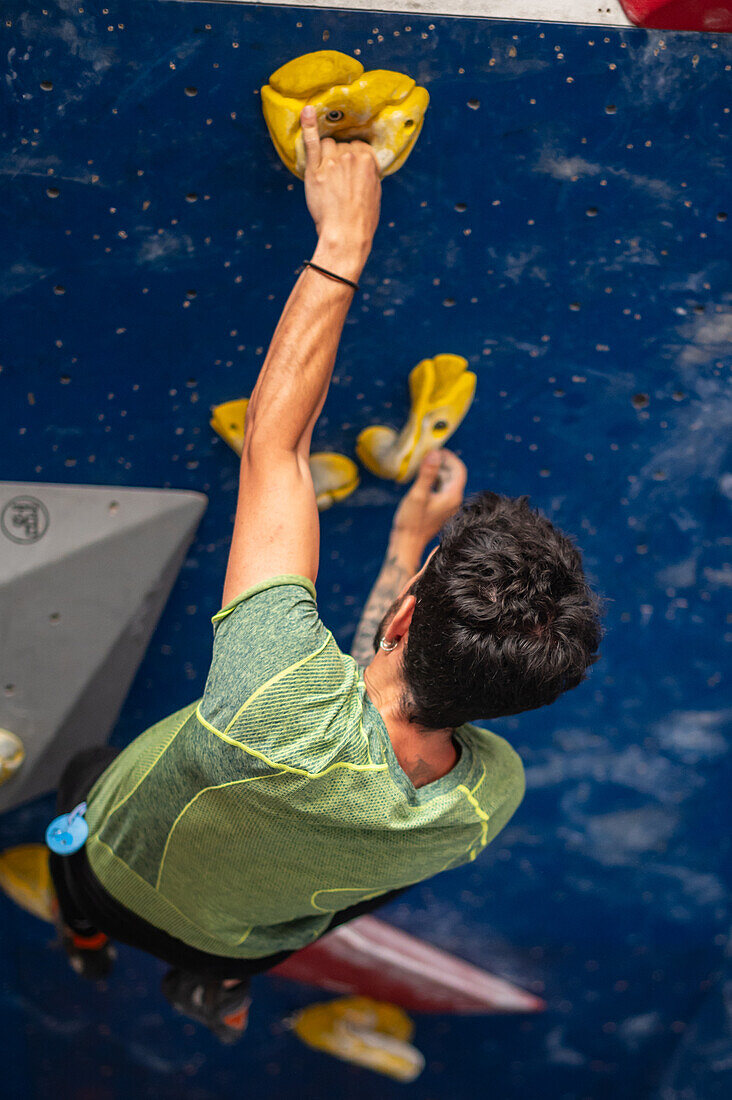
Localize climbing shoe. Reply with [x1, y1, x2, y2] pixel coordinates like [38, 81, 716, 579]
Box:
[161, 969, 252, 1044]
[51, 898, 116, 980]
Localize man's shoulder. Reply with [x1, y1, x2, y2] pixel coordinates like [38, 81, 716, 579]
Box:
[460, 723, 526, 800]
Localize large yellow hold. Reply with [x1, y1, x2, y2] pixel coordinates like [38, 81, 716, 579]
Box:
[0, 727, 24, 787]
[357, 354, 476, 483]
[210, 398, 360, 510]
[291, 995, 425, 1082]
[0, 843, 56, 923]
[262, 50, 429, 179]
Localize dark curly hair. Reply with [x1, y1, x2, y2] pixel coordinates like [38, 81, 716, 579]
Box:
[397, 492, 603, 729]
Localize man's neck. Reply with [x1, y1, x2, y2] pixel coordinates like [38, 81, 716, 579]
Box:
[362, 657, 458, 788]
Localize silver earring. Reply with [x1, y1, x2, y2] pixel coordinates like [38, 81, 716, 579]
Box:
[379, 637, 398, 652]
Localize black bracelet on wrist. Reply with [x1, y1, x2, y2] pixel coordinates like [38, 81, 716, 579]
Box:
[300, 260, 359, 292]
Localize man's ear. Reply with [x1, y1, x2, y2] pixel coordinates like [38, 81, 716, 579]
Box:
[388, 594, 416, 642]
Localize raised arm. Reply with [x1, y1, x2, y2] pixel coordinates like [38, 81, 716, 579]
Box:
[222, 108, 381, 608]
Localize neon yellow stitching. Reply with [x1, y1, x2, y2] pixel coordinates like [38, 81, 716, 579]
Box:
[222, 632, 332, 737]
[358, 715, 375, 766]
[196, 704, 388, 778]
[470, 769, 486, 797]
[102, 705, 195, 825]
[310, 885, 404, 912]
[212, 574, 317, 624]
[89, 837, 253, 946]
[457, 774, 490, 850]
[155, 773, 280, 892]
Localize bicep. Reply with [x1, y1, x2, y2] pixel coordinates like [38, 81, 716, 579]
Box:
[222, 448, 319, 608]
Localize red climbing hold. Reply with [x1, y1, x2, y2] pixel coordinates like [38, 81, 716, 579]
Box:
[270, 915, 546, 1015]
[618, 0, 732, 31]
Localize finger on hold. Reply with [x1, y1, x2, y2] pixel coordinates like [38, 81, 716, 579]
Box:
[415, 449, 442, 491]
[421, 450, 442, 474]
[300, 105, 321, 170]
[438, 448, 465, 475]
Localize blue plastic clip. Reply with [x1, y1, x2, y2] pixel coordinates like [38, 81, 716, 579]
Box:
[46, 801, 89, 856]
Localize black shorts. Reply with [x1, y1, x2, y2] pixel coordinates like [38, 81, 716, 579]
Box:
[49, 747, 409, 981]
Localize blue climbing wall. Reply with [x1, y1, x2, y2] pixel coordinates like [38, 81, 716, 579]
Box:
[1, 2, 731, 1097]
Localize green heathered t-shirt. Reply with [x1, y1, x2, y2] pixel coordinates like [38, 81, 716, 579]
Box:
[84, 575, 525, 959]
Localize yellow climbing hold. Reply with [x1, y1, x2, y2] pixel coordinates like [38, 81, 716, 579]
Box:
[309, 453, 360, 511]
[0, 728, 25, 787]
[0, 844, 56, 923]
[356, 354, 476, 483]
[291, 995, 425, 1082]
[209, 397, 250, 456]
[261, 50, 429, 179]
[210, 398, 360, 509]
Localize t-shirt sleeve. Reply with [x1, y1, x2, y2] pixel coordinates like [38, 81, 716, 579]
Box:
[200, 574, 332, 733]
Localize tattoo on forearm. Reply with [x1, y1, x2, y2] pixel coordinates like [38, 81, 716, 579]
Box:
[350, 552, 412, 667]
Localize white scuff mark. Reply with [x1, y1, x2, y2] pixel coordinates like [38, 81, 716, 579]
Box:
[616, 1012, 662, 1051]
[534, 149, 675, 203]
[631, 397, 732, 496]
[12, 12, 114, 113]
[704, 565, 732, 588]
[110, 38, 205, 113]
[657, 555, 698, 589]
[1, 990, 87, 1036]
[503, 246, 544, 284]
[654, 710, 729, 765]
[44, 15, 113, 67]
[524, 744, 703, 804]
[485, 245, 548, 286]
[630, 299, 732, 498]
[536, 153, 600, 181]
[581, 805, 680, 863]
[553, 728, 606, 752]
[0, 154, 94, 185]
[678, 311, 732, 367]
[653, 863, 726, 907]
[669, 507, 699, 534]
[603, 241, 662, 272]
[505, 339, 547, 358]
[0, 153, 59, 179]
[545, 1026, 586, 1066]
[621, 38, 696, 111]
[0, 261, 50, 302]
[720, 473, 732, 500]
[124, 1041, 176, 1075]
[6, 46, 18, 87]
[137, 232, 195, 265]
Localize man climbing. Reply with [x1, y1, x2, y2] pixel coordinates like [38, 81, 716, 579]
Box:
[49, 107, 602, 1042]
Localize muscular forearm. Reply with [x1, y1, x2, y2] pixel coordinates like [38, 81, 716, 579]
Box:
[350, 533, 424, 667]
[244, 237, 370, 456]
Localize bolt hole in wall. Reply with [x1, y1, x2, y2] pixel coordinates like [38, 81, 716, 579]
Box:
[1, 6, 731, 1099]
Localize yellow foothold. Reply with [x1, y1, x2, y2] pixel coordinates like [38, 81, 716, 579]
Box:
[210, 400, 359, 509]
[0, 844, 56, 923]
[209, 397, 249, 457]
[310, 453, 360, 510]
[0, 728, 25, 787]
[291, 996, 425, 1082]
[356, 354, 476, 483]
[261, 50, 429, 179]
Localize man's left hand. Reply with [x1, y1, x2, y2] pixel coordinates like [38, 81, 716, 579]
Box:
[390, 449, 468, 549]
